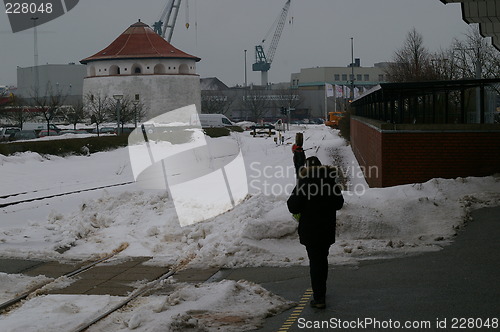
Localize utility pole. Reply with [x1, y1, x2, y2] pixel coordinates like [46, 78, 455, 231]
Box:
[350, 37, 354, 101]
[244, 49, 248, 120]
[31, 17, 39, 94]
[244, 49, 248, 88]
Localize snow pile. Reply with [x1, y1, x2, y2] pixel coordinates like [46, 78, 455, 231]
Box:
[0, 280, 294, 332]
[336, 177, 500, 257]
[0, 126, 500, 267]
[42, 189, 302, 267]
[0, 273, 52, 303]
[1, 125, 500, 332]
[89, 280, 295, 331]
[1, 126, 499, 266]
[24, 173, 500, 267]
[0, 151, 47, 166]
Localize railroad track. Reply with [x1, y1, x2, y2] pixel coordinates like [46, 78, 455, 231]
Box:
[0, 243, 131, 313]
[0, 246, 196, 332]
[71, 253, 195, 332]
[0, 181, 134, 209]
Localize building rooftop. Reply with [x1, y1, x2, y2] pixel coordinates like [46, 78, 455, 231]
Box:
[80, 20, 200, 64]
[440, 0, 499, 51]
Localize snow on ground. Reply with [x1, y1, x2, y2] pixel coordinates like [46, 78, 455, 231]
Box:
[1, 125, 499, 331]
[0, 294, 123, 331]
[89, 280, 294, 332]
[1, 125, 499, 265]
[0, 273, 52, 303]
[0, 280, 294, 332]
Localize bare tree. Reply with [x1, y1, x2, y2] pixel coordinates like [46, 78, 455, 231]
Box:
[64, 99, 87, 130]
[112, 96, 147, 131]
[2, 95, 37, 128]
[386, 28, 435, 82]
[31, 82, 68, 135]
[240, 89, 273, 121]
[451, 25, 500, 82]
[201, 90, 235, 115]
[85, 92, 111, 136]
[388, 26, 500, 85]
[428, 47, 458, 80]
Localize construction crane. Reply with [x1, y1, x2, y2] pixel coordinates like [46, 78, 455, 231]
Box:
[252, 0, 291, 86]
[153, 0, 188, 42]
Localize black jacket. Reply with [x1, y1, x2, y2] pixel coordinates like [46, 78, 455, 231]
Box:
[287, 165, 344, 246]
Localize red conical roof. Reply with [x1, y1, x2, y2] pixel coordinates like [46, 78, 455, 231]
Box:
[80, 21, 200, 64]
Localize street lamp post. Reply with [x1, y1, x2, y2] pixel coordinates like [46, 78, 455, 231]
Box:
[350, 37, 355, 101]
[244, 49, 248, 121]
[244, 49, 248, 88]
[31, 17, 39, 93]
[113, 94, 123, 135]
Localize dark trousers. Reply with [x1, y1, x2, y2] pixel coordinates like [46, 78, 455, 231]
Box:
[306, 244, 331, 302]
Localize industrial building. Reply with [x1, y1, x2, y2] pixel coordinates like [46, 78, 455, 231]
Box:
[291, 61, 389, 89]
[16, 63, 86, 105]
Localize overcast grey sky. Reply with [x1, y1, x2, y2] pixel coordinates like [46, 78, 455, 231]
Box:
[0, 0, 472, 87]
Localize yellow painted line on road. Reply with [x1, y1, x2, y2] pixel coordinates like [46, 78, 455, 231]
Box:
[277, 288, 313, 331]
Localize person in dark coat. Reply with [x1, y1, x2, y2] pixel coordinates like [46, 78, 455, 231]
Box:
[287, 156, 344, 308]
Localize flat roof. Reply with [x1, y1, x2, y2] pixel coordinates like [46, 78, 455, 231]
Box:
[352, 78, 500, 104]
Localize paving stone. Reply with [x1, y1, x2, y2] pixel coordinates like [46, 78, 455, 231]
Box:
[85, 286, 133, 296]
[24, 262, 81, 278]
[0, 259, 44, 274]
[174, 268, 220, 283]
[51, 279, 106, 294]
[111, 272, 157, 282]
[75, 270, 119, 281]
[4, 256, 220, 298]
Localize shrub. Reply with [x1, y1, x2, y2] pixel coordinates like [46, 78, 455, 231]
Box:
[0, 135, 129, 157]
[0, 127, 239, 157]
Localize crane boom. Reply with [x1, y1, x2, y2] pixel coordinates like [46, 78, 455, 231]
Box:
[267, 0, 290, 64]
[252, 0, 291, 86]
[153, 0, 182, 42]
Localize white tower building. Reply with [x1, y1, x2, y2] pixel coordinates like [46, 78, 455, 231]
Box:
[80, 20, 201, 119]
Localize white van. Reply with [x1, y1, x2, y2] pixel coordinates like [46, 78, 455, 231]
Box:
[191, 114, 234, 128]
[22, 122, 60, 132]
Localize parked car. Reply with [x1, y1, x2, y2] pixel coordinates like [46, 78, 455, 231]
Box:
[22, 122, 60, 132]
[92, 127, 116, 134]
[38, 129, 59, 137]
[9, 130, 37, 141]
[0, 127, 20, 141]
[59, 129, 89, 135]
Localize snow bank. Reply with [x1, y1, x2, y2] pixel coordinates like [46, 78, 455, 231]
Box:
[89, 280, 295, 331]
[1, 125, 500, 332]
[0, 273, 52, 303]
[45, 175, 499, 267]
[1, 126, 499, 267]
[0, 295, 123, 331]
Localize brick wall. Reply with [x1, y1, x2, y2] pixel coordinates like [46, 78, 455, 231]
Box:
[351, 116, 500, 187]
